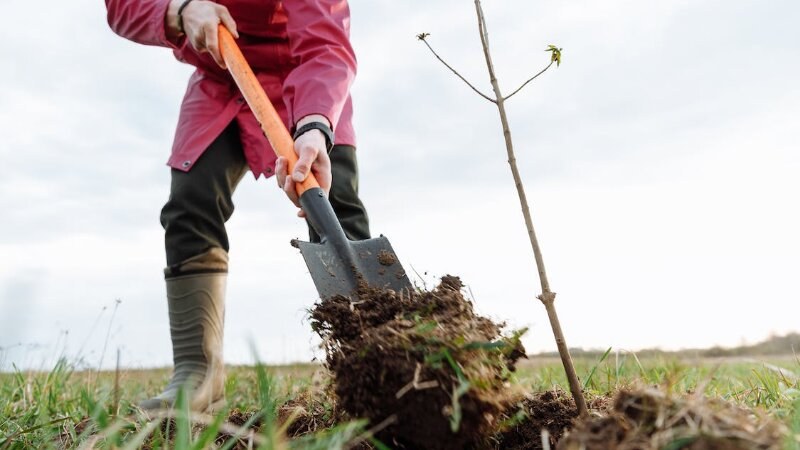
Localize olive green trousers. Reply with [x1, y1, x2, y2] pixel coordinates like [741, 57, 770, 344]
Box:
[160, 121, 371, 275]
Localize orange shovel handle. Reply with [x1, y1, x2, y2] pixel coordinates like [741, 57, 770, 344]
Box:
[218, 25, 319, 196]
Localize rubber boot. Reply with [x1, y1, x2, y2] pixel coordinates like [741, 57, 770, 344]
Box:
[139, 249, 227, 412]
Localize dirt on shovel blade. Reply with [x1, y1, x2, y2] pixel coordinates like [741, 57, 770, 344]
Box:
[310, 275, 527, 449]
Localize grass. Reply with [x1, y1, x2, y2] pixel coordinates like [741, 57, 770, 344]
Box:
[1, 354, 799, 449]
[517, 354, 800, 419]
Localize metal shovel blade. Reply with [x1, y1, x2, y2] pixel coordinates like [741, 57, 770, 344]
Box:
[293, 187, 412, 300]
[292, 235, 411, 300]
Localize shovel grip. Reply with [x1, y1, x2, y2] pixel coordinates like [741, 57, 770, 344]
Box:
[218, 25, 319, 196]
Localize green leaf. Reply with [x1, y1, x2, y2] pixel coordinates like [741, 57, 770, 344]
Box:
[544, 44, 563, 67]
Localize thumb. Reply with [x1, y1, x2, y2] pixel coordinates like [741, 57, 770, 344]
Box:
[292, 145, 317, 182]
[292, 161, 310, 182]
[218, 7, 239, 38]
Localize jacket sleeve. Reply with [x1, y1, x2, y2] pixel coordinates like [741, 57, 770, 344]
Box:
[282, 0, 357, 131]
[105, 0, 180, 48]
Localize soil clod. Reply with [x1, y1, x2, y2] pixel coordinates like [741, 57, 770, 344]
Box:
[558, 387, 786, 450]
[310, 275, 527, 449]
[377, 250, 398, 266]
[490, 389, 581, 450]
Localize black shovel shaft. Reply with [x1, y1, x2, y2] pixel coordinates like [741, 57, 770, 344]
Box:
[300, 187, 360, 293]
[300, 188, 347, 245]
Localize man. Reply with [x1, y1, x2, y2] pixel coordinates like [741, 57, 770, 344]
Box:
[105, 0, 369, 411]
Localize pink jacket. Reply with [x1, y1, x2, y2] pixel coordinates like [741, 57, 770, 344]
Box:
[106, 0, 357, 178]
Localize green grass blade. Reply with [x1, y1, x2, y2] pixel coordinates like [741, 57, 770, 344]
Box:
[369, 437, 392, 450]
[174, 387, 192, 449]
[288, 420, 367, 450]
[218, 411, 264, 450]
[120, 420, 160, 450]
[190, 409, 228, 450]
[583, 347, 612, 391]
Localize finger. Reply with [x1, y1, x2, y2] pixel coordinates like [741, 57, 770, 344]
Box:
[283, 172, 300, 207]
[275, 157, 287, 188]
[311, 164, 332, 196]
[292, 138, 318, 182]
[190, 27, 206, 53]
[218, 7, 239, 38]
[311, 153, 332, 195]
[204, 23, 225, 68]
[293, 145, 318, 183]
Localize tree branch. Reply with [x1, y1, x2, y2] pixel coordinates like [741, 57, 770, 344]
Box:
[504, 60, 554, 102]
[473, 0, 588, 417]
[417, 34, 496, 104]
[419, 0, 586, 418]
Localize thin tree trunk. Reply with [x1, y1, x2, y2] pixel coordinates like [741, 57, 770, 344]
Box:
[473, 0, 588, 417]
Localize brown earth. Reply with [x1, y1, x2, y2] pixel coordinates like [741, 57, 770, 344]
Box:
[310, 275, 527, 449]
[56, 381, 785, 450]
[127, 385, 785, 449]
[278, 382, 342, 438]
[487, 389, 581, 450]
[54, 272, 787, 449]
[307, 276, 786, 449]
[558, 387, 785, 450]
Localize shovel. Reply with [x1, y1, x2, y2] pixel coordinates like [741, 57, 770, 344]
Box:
[218, 25, 412, 300]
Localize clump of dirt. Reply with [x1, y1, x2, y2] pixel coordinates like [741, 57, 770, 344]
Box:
[310, 275, 527, 449]
[488, 389, 581, 450]
[213, 409, 262, 448]
[278, 382, 343, 437]
[558, 387, 786, 450]
[377, 249, 398, 266]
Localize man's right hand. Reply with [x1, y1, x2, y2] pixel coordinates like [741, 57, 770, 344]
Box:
[166, 0, 239, 69]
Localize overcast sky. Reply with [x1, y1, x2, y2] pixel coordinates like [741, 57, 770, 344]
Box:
[1, 0, 798, 371]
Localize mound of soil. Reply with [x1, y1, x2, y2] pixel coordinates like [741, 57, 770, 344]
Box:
[489, 390, 581, 450]
[310, 275, 526, 449]
[558, 387, 786, 450]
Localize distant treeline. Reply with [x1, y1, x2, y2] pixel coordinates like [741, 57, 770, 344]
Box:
[533, 333, 800, 359]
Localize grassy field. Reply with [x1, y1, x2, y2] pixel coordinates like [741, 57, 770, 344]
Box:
[1, 354, 799, 449]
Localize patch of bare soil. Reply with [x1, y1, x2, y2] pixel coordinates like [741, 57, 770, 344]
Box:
[139, 411, 263, 450]
[478, 389, 616, 450]
[149, 411, 264, 450]
[310, 275, 527, 449]
[558, 387, 786, 450]
[486, 389, 581, 450]
[212, 409, 262, 448]
[278, 381, 343, 438]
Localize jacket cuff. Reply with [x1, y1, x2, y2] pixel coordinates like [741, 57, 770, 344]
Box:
[154, 0, 184, 49]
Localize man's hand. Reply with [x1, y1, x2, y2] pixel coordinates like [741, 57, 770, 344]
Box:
[276, 115, 333, 217]
[166, 0, 238, 68]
